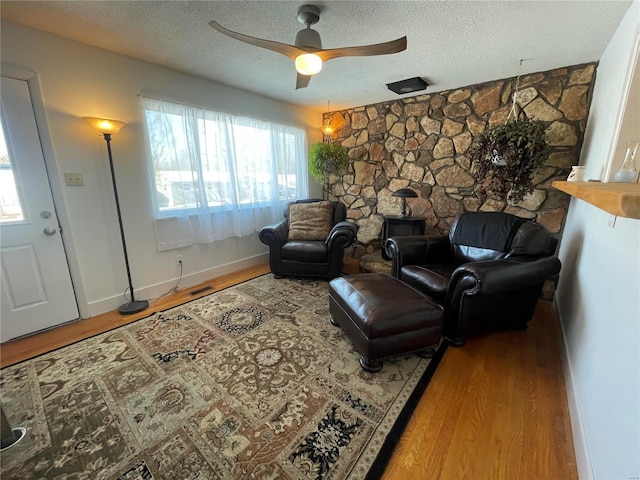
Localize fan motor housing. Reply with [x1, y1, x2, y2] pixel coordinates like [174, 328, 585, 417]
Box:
[295, 28, 322, 49]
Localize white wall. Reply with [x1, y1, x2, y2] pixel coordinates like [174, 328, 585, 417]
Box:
[1, 20, 323, 317]
[556, 2, 640, 479]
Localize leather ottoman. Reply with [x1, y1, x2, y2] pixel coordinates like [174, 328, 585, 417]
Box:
[329, 273, 443, 372]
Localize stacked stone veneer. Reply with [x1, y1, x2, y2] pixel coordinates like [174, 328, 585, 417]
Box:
[324, 63, 596, 256]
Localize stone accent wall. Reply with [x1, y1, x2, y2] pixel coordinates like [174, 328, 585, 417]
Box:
[324, 63, 596, 256]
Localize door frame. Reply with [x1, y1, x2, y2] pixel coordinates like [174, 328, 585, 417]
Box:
[2, 64, 89, 319]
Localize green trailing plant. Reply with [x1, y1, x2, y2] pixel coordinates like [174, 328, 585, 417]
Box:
[308, 142, 349, 196]
[468, 119, 550, 203]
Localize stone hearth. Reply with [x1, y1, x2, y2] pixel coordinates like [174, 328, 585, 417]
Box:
[359, 250, 391, 275]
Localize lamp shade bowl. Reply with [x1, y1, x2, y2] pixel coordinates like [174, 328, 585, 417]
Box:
[84, 117, 126, 135]
[392, 188, 418, 198]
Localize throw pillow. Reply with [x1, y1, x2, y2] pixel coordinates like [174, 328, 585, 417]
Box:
[288, 201, 333, 241]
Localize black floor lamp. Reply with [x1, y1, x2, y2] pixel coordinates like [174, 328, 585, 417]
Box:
[84, 117, 148, 315]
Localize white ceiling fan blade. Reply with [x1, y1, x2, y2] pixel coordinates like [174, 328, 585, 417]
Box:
[209, 21, 306, 61]
[318, 36, 407, 62]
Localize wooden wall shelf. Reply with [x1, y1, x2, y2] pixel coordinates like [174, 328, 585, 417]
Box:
[552, 181, 640, 219]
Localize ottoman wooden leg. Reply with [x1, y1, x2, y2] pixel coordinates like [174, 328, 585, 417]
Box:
[418, 347, 437, 358]
[445, 336, 465, 347]
[359, 356, 382, 372]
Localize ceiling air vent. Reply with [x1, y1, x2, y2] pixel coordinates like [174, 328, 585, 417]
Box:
[386, 77, 428, 95]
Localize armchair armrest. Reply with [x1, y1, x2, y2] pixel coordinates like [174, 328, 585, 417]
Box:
[385, 235, 452, 278]
[326, 221, 359, 249]
[450, 256, 562, 296]
[258, 221, 288, 248]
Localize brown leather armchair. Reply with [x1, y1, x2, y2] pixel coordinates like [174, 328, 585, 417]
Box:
[385, 212, 561, 345]
[259, 199, 358, 280]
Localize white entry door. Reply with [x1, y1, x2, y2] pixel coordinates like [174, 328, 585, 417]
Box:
[0, 76, 79, 342]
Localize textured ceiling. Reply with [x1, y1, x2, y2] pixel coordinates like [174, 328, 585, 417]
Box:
[0, 1, 632, 112]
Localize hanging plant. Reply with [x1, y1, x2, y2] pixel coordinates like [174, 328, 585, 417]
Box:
[308, 142, 349, 197]
[468, 118, 550, 203]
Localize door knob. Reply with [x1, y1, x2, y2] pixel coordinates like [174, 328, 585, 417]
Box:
[43, 227, 57, 236]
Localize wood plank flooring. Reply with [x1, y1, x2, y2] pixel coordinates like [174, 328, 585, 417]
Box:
[0, 262, 577, 479]
[382, 300, 578, 480]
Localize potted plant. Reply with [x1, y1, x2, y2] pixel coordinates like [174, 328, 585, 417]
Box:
[308, 142, 349, 198]
[468, 119, 550, 203]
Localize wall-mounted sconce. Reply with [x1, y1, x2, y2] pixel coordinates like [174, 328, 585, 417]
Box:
[322, 121, 333, 143]
[392, 188, 418, 217]
[322, 100, 333, 143]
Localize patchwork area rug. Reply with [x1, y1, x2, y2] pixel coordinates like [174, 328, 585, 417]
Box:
[1, 275, 443, 479]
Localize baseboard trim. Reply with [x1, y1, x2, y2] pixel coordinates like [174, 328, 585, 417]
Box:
[86, 253, 268, 317]
[554, 297, 594, 480]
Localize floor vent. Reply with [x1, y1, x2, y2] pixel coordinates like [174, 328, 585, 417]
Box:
[190, 286, 213, 296]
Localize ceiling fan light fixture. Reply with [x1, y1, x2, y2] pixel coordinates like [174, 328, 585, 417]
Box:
[209, 5, 407, 89]
[386, 77, 429, 95]
[295, 53, 322, 75]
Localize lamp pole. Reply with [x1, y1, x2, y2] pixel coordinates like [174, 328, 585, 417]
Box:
[102, 133, 148, 314]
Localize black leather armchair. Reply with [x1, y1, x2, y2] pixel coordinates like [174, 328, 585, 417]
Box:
[259, 199, 359, 280]
[385, 212, 561, 345]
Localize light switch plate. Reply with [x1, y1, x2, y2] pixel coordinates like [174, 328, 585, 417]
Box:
[64, 172, 84, 186]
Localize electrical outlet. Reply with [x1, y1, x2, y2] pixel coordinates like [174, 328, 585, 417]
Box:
[608, 215, 617, 228]
[64, 172, 84, 186]
[176, 255, 183, 265]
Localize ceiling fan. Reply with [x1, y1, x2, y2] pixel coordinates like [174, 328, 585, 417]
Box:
[209, 5, 407, 89]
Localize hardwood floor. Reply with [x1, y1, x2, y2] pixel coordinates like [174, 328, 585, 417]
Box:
[0, 262, 577, 479]
[382, 300, 578, 480]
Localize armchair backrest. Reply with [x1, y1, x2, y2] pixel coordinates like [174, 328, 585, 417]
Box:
[449, 212, 556, 264]
[284, 199, 346, 226]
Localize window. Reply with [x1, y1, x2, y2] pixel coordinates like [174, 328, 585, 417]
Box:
[0, 120, 24, 222]
[141, 97, 308, 251]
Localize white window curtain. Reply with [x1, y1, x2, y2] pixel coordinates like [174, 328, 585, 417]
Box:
[140, 96, 308, 251]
